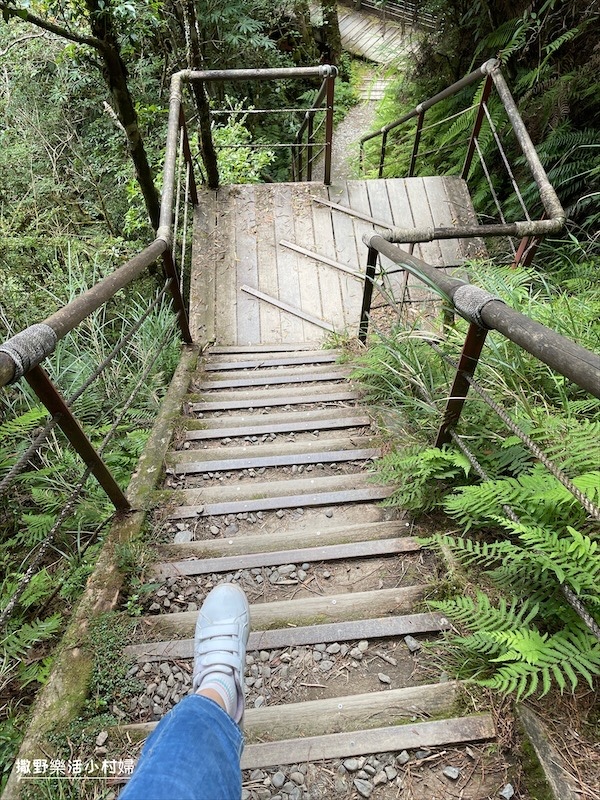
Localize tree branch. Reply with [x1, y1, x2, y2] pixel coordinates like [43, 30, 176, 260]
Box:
[0, 3, 104, 50]
[0, 32, 45, 56]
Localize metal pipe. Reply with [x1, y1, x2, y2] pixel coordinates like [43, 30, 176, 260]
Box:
[307, 113, 315, 182]
[359, 247, 379, 344]
[363, 234, 600, 398]
[462, 73, 493, 179]
[435, 323, 488, 446]
[378, 130, 388, 178]
[25, 366, 130, 510]
[324, 75, 335, 185]
[185, 65, 337, 83]
[408, 110, 424, 177]
[360, 59, 497, 145]
[490, 66, 565, 223]
[157, 72, 184, 242]
[162, 249, 192, 343]
[180, 108, 199, 206]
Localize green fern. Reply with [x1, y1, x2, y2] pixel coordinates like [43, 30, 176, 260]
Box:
[430, 593, 600, 699]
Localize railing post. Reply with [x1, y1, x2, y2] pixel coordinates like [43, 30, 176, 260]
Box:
[161, 250, 193, 343]
[435, 322, 488, 447]
[462, 73, 493, 180]
[358, 246, 378, 344]
[324, 74, 335, 185]
[408, 109, 424, 177]
[306, 113, 315, 182]
[24, 366, 130, 510]
[378, 130, 388, 178]
[179, 108, 199, 206]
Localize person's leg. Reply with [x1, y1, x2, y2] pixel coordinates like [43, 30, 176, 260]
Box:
[120, 584, 250, 800]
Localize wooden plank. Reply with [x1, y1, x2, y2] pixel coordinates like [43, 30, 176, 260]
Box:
[191, 381, 356, 402]
[291, 187, 326, 339]
[176, 471, 379, 505]
[234, 185, 260, 343]
[190, 192, 217, 344]
[204, 353, 338, 371]
[169, 436, 377, 465]
[311, 184, 346, 332]
[213, 185, 238, 344]
[239, 715, 496, 770]
[312, 196, 389, 232]
[273, 184, 304, 342]
[205, 348, 334, 364]
[142, 585, 428, 638]
[189, 390, 359, 411]
[120, 682, 459, 741]
[242, 284, 335, 333]
[154, 536, 419, 578]
[208, 343, 316, 354]
[254, 183, 282, 343]
[423, 176, 464, 266]
[279, 240, 362, 279]
[443, 176, 487, 261]
[169, 486, 392, 519]
[196, 370, 351, 389]
[405, 177, 443, 265]
[124, 611, 449, 662]
[185, 416, 371, 441]
[385, 178, 418, 300]
[160, 519, 405, 558]
[245, 683, 459, 743]
[184, 416, 371, 441]
[173, 447, 379, 475]
[328, 183, 364, 331]
[188, 405, 368, 430]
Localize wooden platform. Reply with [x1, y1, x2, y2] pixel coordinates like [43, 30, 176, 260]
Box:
[337, 3, 419, 64]
[190, 177, 483, 346]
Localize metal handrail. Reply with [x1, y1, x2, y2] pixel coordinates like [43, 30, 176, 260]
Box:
[293, 66, 337, 183]
[358, 234, 600, 401]
[0, 64, 334, 512]
[0, 65, 333, 388]
[358, 59, 565, 248]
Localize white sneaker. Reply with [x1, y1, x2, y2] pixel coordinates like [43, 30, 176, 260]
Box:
[193, 583, 250, 724]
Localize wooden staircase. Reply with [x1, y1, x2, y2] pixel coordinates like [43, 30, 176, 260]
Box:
[116, 343, 497, 792]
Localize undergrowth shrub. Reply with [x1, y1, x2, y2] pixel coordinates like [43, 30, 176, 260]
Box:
[353, 247, 600, 700]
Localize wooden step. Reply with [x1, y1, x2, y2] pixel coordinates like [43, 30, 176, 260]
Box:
[142, 586, 428, 638]
[173, 473, 381, 505]
[208, 343, 325, 354]
[196, 368, 351, 389]
[125, 612, 449, 661]
[168, 485, 393, 518]
[153, 536, 420, 578]
[120, 681, 460, 742]
[189, 389, 359, 411]
[184, 417, 370, 441]
[187, 406, 367, 431]
[239, 715, 496, 770]
[160, 520, 407, 558]
[204, 354, 339, 371]
[169, 436, 378, 466]
[193, 381, 358, 403]
[172, 447, 379, 475]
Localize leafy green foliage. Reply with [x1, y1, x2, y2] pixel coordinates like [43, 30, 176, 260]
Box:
[429, 593, 600, 700]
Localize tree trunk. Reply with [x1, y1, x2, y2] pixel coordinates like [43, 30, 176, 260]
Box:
[320, 0, 342, 65]
[179, 0, 220, 188]
[85, 0, 161, 229]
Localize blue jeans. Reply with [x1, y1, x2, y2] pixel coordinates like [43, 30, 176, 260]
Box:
[120, 695, 244, 800]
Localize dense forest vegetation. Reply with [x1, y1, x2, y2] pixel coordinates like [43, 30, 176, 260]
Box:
[0, 0, 598, 789]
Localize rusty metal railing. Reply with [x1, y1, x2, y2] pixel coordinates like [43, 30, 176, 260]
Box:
[0, 65, 333, 518]
[358, 235, 600, 406]
[358, 59, 565, 265]
[292, 66, 337, 183]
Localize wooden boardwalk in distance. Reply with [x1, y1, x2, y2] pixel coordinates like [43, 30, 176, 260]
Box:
[337, 3, 420, 65]
[190, 177, 483, 346]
